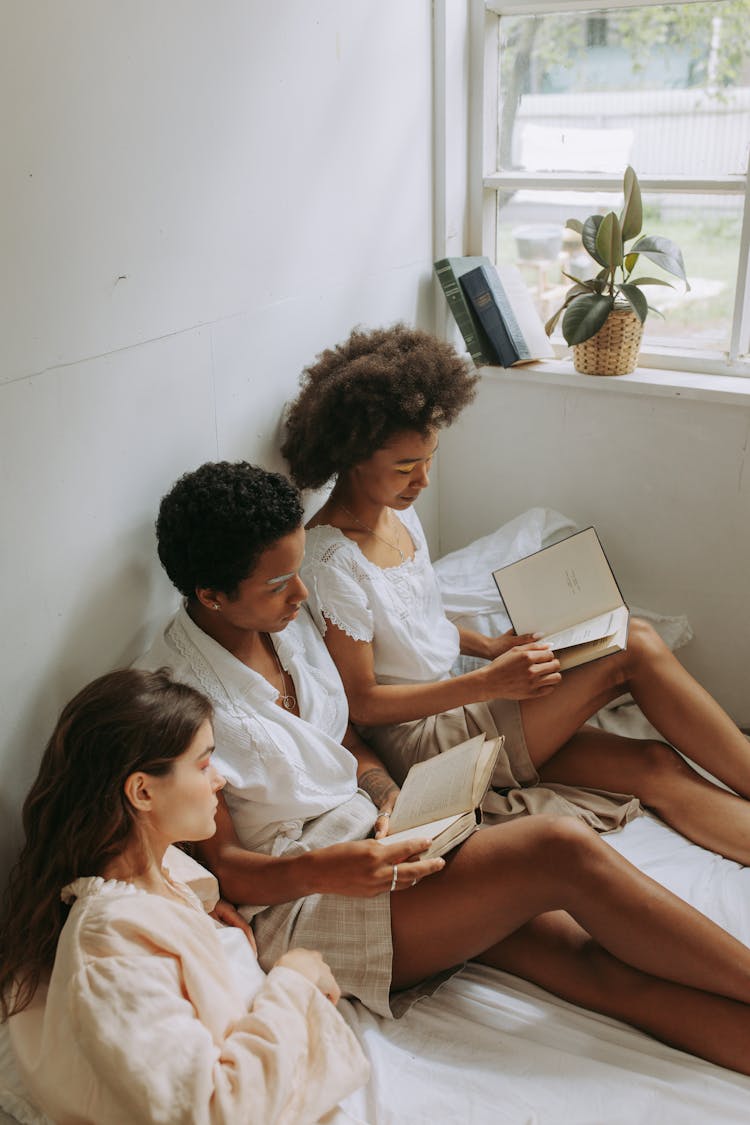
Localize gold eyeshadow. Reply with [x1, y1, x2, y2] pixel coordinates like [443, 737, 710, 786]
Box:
[265, 572, 295, 586]
[394, 450, 437, 475]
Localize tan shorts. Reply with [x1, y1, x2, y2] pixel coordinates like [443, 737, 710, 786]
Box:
[252, 791, 459, 1018]
[359, 697, 642, 833]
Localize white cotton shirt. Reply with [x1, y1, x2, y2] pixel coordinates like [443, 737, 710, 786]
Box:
[134, 603, 358, 856]
[302, 506, 460, 685]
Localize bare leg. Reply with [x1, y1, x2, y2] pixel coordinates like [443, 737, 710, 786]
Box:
[489, 912, 750, 1077]
[520, 618, 750, 798]
[537, 725, 750, 865]
[390, 817, 750, 1073]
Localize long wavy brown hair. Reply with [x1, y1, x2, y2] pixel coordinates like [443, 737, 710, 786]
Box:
[0, 667, 212, 1019]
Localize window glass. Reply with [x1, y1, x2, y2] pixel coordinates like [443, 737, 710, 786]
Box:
[494, 2, 750, 356]
[498, 3, 750, 177]
[495, 189, 743, 353]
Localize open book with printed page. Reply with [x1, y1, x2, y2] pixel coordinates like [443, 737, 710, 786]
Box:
[491, 527, 630, 672]
[377, 733, 504, 860]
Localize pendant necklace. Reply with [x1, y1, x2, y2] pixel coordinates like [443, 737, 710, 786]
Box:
[265, 634, 298, 711]
[337, 504, 406, 564]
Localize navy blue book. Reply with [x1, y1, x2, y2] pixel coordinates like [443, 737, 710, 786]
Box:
[459, 263, 554, 368]
[459, 265, 522, 367]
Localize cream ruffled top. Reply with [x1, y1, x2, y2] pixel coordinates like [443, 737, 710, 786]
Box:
[9, 871, 369, 1124]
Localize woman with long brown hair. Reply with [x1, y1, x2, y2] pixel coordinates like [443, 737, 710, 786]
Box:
[0, 668, 368, 1124]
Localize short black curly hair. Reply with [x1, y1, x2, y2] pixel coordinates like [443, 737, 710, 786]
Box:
[155, 461, 304, 599]
[281, 324, 478, 490]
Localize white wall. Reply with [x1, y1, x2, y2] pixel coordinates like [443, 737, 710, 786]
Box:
[438, 372, 750, 725]
[5, 0, 745, 896]
[0, 1, 436, 882]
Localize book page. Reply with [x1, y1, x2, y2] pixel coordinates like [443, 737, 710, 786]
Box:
[543, 607, 622, 650]
[377, 812, 480, 861]
[494, 264, 555, 361]
[387, 734, 486, 834]
[492, 528, 624, 636]
[556, 610, 630, 671]
[471, 736, 504, 807]
[379, 814, 463, 850]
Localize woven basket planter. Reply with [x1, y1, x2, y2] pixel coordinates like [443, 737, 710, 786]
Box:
[573, 308, 644, 377]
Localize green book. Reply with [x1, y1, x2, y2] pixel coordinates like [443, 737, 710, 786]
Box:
[434, 256, 501, 367]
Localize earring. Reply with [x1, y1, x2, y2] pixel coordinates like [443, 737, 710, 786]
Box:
[212, 602, 220, 610]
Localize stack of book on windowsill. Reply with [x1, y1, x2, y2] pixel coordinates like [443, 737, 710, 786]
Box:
[434, 255, 554, 369]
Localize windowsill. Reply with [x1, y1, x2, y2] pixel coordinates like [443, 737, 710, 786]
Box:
[477, 358, 750, 406]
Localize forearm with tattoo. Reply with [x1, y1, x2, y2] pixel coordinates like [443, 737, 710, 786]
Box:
[357, 766, 399, 809]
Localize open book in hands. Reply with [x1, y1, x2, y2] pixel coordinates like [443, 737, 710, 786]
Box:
[377, 733, 504, 860]
[492, 527, 630, 672]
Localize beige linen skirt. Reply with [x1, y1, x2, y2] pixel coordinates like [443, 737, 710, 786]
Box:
[359, 698, 642, 832]
[252, 791, 457, 1019]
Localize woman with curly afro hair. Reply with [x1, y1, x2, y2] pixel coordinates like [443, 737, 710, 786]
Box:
[281, 323, 479, 492]
[132, 458, 750, 1076]
[285, 323, 750, 868]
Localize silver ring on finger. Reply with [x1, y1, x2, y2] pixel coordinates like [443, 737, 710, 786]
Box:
[411, 878, 417, 887]
[390, 864, 398, 892]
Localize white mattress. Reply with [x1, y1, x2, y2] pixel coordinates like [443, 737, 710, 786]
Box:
[336, 812, 750, 1124]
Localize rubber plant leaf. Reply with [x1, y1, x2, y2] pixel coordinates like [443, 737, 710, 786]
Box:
[617, 284, 648, 323]
[631, 236, 690, 288]
[562, 293, 614, 346]
[561, 271, 600, 290]
[620, 166, 643, 243]
[628, 276, 674, 289]
[595, 211, 623, 270]
[581, 215, 606, 267]
[545, 283, 593, 335]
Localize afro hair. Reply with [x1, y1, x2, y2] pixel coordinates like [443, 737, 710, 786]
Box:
[281, 324, 478, 490]
[156, 461, 303, 598]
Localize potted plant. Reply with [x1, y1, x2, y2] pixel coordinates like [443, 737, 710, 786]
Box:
[545, 166, 689, 375]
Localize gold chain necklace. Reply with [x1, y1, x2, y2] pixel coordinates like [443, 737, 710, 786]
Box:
[337, 504, 406, 564]
[264, 634, 298, 711]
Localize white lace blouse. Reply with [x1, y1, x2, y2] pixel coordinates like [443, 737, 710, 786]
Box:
[302, 506, 460, 685]
[134, 603, 358, 854]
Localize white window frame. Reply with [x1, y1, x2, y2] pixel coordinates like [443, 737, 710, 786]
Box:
[469, 0, 750, 377]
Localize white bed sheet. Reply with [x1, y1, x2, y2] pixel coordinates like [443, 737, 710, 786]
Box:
[338, 813, 750, 1125]
[2, 508, 748, 1124]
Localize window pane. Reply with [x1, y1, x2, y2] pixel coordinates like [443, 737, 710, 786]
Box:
[498, 3, 750, 178]
[496, 189, 742, 353]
